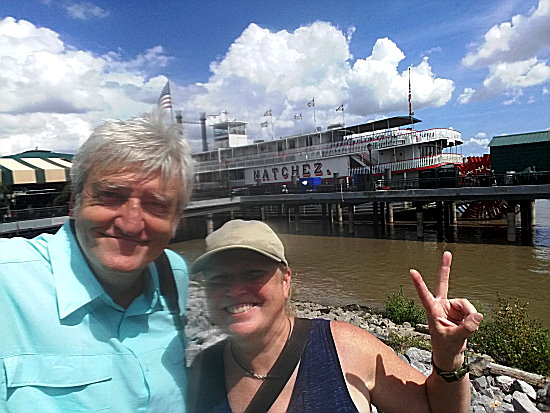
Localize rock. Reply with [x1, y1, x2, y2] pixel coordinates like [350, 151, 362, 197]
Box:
[512, 379, 537, 401]
[492, 401, 515, 412]
[405, 348, 431, 365]
[472, 376, 489, 392]
[511, 391, 540, 413]
[408, 358, 431, 376]
[479, 386, 499, 399]
[537, 381, 550, 405]
[471, 393, 494, 409]
[496, 376, 515, 393]
[397, 328, 413, 337]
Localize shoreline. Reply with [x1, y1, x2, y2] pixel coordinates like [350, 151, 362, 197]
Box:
[185, 284, 549, 412]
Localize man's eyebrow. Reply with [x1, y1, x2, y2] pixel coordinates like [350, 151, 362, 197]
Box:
[90, 181, 128, 192]
[147, 191, 171, 202]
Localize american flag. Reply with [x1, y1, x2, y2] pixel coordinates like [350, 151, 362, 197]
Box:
[158, 81, 172, 109]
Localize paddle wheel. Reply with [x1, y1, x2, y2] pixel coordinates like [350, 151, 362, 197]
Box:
[457, 154, 509, 220]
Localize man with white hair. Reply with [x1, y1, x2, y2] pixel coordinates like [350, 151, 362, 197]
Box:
[0, 112, 194, 412]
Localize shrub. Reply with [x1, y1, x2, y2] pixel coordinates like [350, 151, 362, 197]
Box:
[386, 332, 431, 354]
[384, 286, 426, 327]
[468, 295, 550, 376]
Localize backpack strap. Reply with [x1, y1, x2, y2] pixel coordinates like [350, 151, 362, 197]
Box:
[156, 251, 180, 314]
[155, 251, 186, 340]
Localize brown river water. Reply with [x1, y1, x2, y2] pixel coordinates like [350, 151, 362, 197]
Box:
[171, 199, 550, 327]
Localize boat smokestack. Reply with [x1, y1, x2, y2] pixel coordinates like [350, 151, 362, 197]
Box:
[175, 110, 184, 136]
[200, 112, 208, 152]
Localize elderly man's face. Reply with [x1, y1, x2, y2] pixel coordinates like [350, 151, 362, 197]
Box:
[74, 168, 181, 275]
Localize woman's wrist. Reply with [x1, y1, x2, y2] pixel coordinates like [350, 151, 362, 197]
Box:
[431, 352, 470, 382]
[431, 350, 465, 371]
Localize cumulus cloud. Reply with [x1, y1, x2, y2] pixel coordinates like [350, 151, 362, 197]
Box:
[460, 132, 491, 156]
[460, 0, 550, 104]
[103, 45, 172, 75]
[0, 17, 166, 155]
[180, 23, 454, 144]
[0, 18, 455, 155]
[463, 0, 550, 67]
[469, 132, 490, 146]
[457, 87, 476, 104]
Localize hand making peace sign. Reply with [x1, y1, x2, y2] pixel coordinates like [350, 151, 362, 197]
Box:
[410, 251, 483, 370]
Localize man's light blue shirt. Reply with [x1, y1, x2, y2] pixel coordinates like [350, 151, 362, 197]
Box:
[0, 222, 189, 413]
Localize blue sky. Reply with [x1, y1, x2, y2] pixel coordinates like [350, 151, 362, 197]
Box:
[0, 0, 548, 156]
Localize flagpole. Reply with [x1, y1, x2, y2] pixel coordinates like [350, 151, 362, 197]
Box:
[313, 98, 316, 131]
[270, 112, 274, 140]
[408, 68, 414, 130]
[336, 104, 345, 128]
[168, 79, 175, 124]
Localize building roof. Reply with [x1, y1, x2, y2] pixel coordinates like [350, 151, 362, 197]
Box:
[4, 149, 74, 160]
[0, 151, 73, 185]
[488, 130, 550, 147]
[345, 116, 421, 134]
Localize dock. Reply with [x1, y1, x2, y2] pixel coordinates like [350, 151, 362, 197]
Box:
[3, 183, 548, 244]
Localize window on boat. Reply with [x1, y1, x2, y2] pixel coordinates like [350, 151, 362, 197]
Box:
[288, 139, 296, 149]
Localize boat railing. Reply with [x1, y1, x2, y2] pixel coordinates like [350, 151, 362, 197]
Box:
[350, 153, 464, 176]
[193, 128, 462, 173]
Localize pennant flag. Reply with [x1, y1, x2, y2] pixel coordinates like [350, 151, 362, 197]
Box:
[264, 109, 272, 117]
[261, 121, 268, 128]
[158, 81, 172, 109]
[307, 98, 315, 107]
[294, 114, 302, 120]
[336, 104, 344, 111]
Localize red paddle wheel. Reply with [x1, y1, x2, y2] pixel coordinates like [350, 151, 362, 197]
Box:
[457, 154, 508, 220]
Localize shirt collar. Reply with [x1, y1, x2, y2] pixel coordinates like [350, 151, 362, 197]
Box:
[51, 221, 163, 319]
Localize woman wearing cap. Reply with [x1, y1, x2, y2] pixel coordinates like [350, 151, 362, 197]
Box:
[187, 219, 482, 413]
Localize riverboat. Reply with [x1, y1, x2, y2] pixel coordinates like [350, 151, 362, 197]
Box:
[193, 115, 464, 194]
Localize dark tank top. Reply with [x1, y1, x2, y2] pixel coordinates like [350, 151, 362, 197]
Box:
[187, 318, 358, 412]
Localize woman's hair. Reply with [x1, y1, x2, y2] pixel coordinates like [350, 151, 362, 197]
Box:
[70, 110, 194, 212]
[280, 263, 295, 316]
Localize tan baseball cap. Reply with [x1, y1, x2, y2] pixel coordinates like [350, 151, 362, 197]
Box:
[190, 219, 288, 273]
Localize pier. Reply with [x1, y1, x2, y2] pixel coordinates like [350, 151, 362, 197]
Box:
[4, 183, 547, 244]
[234, 184, 549, 243]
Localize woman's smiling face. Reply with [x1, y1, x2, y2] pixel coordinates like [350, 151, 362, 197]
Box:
[202, 249, 291, 337]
